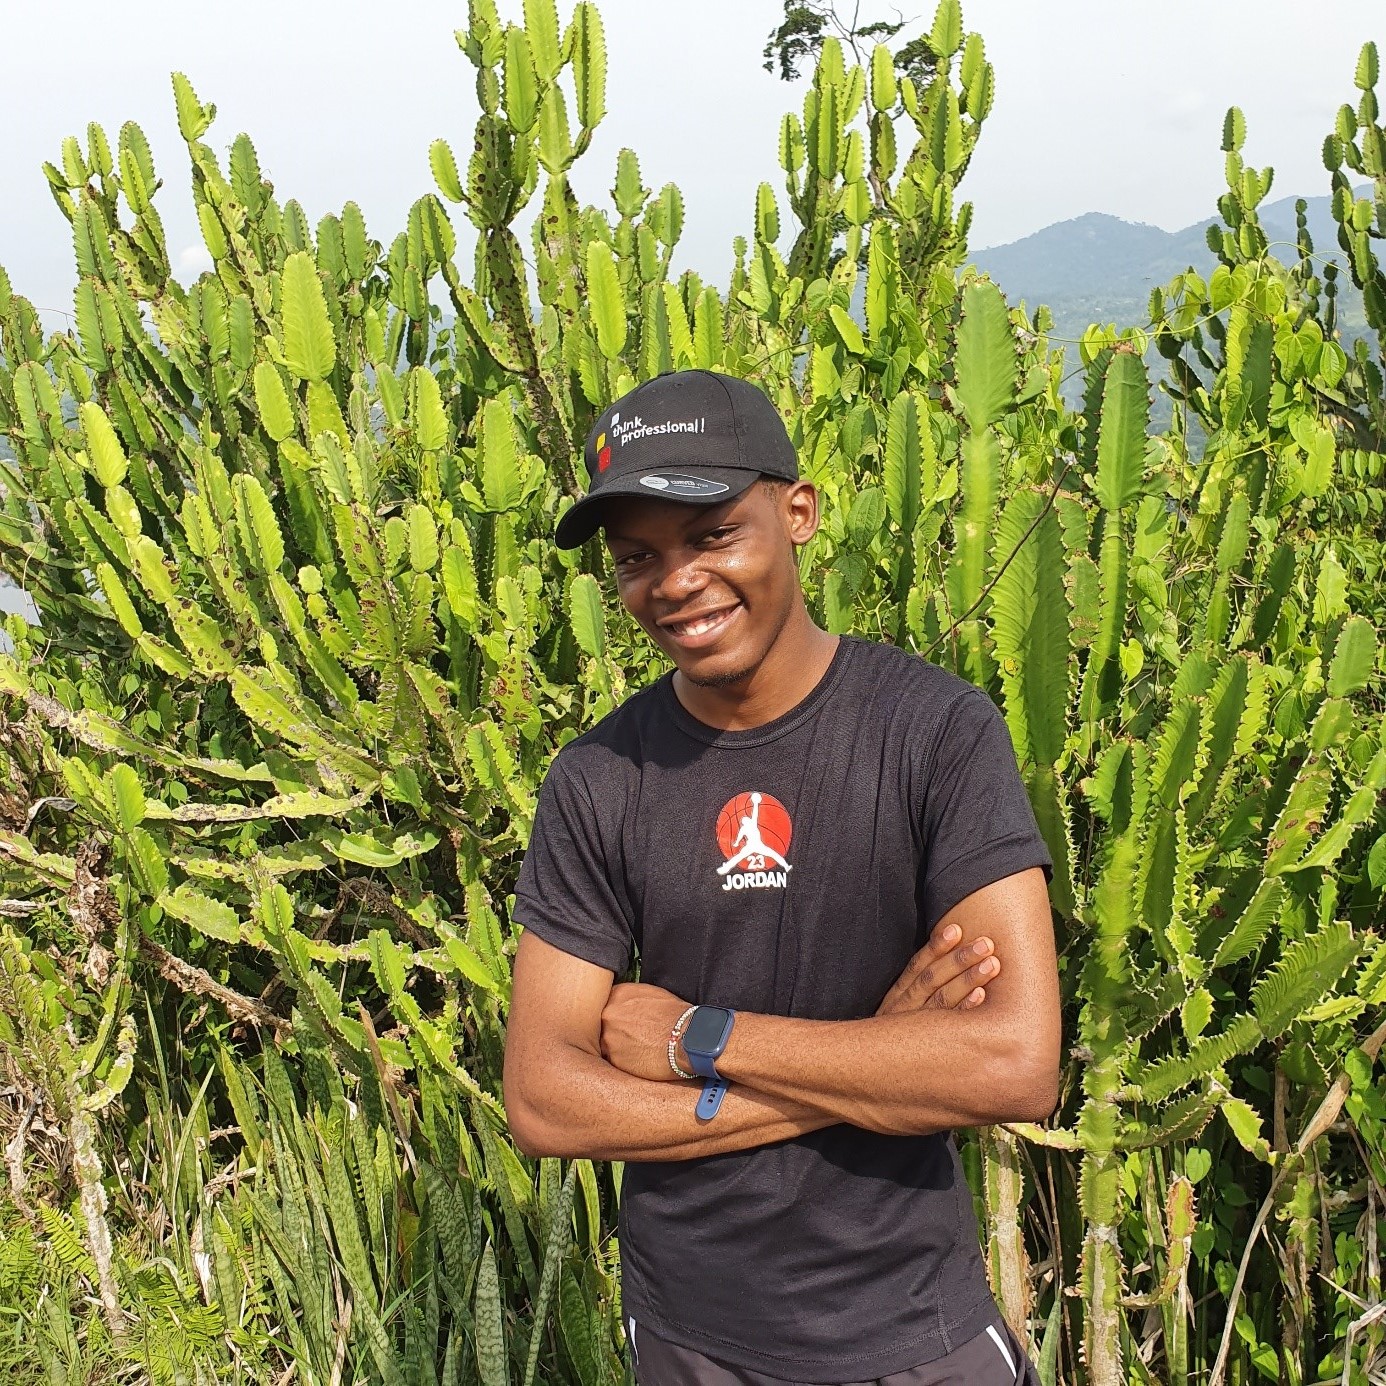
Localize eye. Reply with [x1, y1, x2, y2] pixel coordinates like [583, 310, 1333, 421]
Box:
[699, 525, 737, 544]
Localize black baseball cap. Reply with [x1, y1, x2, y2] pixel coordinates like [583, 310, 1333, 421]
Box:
[555, 370, 799, 549]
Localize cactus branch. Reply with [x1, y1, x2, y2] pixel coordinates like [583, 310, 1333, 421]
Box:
[925, 454, 1074, 657]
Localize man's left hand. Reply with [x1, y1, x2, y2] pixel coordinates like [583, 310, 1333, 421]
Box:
[600, 982, 695, 1082]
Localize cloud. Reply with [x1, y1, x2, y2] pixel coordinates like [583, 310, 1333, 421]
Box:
[176, 242, 213, 279]
[1163, 88, 1211, 132]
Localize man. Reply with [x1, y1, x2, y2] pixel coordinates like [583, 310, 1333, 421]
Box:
[504, 369, 1061, 1385]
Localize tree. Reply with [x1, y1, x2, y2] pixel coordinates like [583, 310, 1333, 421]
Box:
[763, 1, 940, 85]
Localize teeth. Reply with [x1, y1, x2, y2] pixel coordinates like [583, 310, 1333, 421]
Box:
[672, 609, 732, 637]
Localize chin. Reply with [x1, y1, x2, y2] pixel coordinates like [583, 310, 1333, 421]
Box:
[684, 661, 756, 689]
[672, 641, 760, 689]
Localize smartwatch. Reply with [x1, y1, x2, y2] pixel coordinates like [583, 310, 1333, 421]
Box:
[681, 1006, 735, 1119]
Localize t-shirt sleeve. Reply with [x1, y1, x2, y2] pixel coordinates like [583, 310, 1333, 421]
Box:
[511, 754, 634, 976]
[919, 688, 1054, 935]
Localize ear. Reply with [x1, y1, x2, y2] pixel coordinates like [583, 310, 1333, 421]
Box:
[782, 480, 820, 547]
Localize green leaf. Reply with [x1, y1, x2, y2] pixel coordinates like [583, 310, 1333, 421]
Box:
[1327, 615, 1377, 696]
[95, 562, 143, 637]
[523, 1165, 577, 1386]
[407, 504, 439, 573]
[829, 304, 865, 356]
[586, 240, 626, 359]
[569, 573, 607, 657]
[367, 928, 409, 996]
[1264, 765, 1333, 875]
[845, 488, 886, 550]
[503, 26, 540, 133]
[524, 0, 562, 79]
[440, 928, 503, 996]
[990, 494, 1070, 766]
[79, 402, 128, 487]
[870, 43, 897, 111]
[953, 280, 1016, 431]
[475, 1242, 510, 1386]
[107, 763, 146, 829]
[1252, 922, 1360, 1038]
[281, 251, 337, 382]
[233, 474, 285, 574]
[430, 138, 465, 204]
[570, 2, 607, 129]
[441, 542, 480, 629]
[321, 827, 438, 867]
[480, 397, 525, 512]
[1212, 879, 1282, 968]
[929, 0, 963, 58]
[409, 366, 449, 451]
[1369, 833, 1386, 890]
[171, 72, 212, 141]
[1215, 488, 1251, 573]
[1221, 1097, 1273, 1162]
[1095, 350, 1149, 513]
[884, 391, 928, 533]
[253, 361, 297, 442]
[1356, 40, 1379, 91]
[159, 885, 241, 943]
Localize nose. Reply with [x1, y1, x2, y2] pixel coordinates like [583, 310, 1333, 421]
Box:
[649, 550, 710, 605]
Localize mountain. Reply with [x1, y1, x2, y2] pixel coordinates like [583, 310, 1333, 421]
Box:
[965, 192, 1370, 426]
[841, 191, 1368, 392]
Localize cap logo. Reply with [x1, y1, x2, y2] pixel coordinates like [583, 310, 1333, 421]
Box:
[639, 474, 730, 497]
[611, 413, 706, 448]
[596, 431, 611, 471]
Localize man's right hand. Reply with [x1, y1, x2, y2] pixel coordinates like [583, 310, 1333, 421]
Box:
[875, 923, 1000, 1016]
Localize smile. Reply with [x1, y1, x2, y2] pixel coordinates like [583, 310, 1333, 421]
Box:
[661, 604, 741, 646]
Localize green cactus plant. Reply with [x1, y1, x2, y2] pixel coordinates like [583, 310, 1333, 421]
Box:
[0, 3, 1383, 1381]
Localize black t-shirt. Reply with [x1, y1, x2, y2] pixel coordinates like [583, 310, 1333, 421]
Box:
[512, 636, 1053, 1381]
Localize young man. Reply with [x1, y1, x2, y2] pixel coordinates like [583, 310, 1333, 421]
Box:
[504, 370, 1061, 1385]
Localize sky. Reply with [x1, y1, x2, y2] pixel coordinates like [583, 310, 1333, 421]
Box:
[0, 0, 1381, 321]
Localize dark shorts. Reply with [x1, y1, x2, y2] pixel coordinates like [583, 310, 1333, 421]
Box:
[629, 1317, 1040, 1386]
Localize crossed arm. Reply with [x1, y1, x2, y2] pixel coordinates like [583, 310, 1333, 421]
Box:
[503, 866, 1060, 1162]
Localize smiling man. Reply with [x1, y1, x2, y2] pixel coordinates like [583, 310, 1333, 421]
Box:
[503, 370, 1060, 1386]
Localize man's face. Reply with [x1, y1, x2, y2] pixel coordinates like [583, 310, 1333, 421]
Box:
[601, 480, 820, 688]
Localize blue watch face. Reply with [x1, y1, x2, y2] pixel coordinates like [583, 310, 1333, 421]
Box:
[684, 1006, 733, 1055]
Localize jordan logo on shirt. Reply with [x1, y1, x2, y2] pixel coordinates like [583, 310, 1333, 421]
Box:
[716, 792, 793, 891]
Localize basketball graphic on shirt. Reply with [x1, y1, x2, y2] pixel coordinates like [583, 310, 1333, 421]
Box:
[715, 792, 793, 889]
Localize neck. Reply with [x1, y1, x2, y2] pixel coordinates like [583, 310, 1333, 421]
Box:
[671, 610, 840, 732]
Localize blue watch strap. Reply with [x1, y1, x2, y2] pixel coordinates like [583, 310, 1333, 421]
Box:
[689, 1049, 720, 1080]
[696, 1076, 729, 1120]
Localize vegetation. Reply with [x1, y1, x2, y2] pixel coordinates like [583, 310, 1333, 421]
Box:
[0, 0, 1383, 1381]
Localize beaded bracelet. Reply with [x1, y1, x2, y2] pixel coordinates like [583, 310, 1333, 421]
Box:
[668, 1005, 697, 1080]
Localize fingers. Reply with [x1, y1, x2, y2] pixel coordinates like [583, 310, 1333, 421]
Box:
[931, 953, 1001, 1009]
[912, 935, 995, 1002]
[879, 935, 1001, 1014]
[880, 924, 963, 1008]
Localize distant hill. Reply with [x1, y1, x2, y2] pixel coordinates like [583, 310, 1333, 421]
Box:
[969, 191, 1369, 415]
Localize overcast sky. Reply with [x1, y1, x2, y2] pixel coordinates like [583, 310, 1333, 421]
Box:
[0, 0, 1380, 320]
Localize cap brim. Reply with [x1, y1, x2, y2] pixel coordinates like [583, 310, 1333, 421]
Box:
[554, 467, 761, 549]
